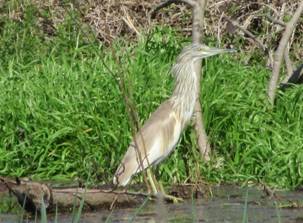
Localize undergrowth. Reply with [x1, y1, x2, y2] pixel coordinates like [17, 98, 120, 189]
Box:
[0, 4, 302, 189]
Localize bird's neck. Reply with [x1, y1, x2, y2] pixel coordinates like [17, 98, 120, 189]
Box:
[170, 62, 197, 127]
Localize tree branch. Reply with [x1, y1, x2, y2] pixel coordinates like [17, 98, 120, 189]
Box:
[283, 44, 294, 79]
[224, 16, 268, 52]
[265, 14, 286, 27]
[192, 0, 211, 161]
[267, 1, 303, 104]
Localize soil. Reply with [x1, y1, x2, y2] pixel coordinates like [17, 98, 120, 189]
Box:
[1, 185, 303, 223]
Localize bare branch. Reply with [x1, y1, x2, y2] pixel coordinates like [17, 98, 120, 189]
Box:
[191, 0, 211, 161]
[121, 6, 141, 37]
[267, 1, 303, 104]
[267, 49, 274, 69]
[224, 16, 268, 52]
[265, 15, 286, 27]
[283, 44, 294, 79]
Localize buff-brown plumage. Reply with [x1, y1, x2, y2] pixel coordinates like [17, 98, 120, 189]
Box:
[113, 43, 234, 186]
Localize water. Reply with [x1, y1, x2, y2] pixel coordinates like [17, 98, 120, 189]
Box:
[1, 185, 303, 222]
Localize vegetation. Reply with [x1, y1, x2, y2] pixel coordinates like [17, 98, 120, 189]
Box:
[0, 4, 302, 190]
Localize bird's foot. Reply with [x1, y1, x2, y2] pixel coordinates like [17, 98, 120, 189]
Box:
[156, 182, 183, 203]
[161, 193, 183, 203]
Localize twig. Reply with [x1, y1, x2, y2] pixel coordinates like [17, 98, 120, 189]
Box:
[267, 49, 274, 69]
[52, 187, 151, 197]
[283, 44, 294, 79]
[109, 195, 118, 210]
[150, 0, 195, 18]
[68, 3, 151, 190]
[121, 6, 141, 37]
[265, 15, 286, 27]
[267, 1, 303, 104]
[224, 16, 268, 52]
[217, 12, 225, 49]
[259, 181, 277, 199]
[73, 192, 95, 211]
[100, 52, 151, 192]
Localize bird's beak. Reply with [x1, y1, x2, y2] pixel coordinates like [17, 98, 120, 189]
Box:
[201, 46, 236, 58]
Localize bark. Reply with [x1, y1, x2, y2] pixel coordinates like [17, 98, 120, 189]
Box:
[283, 44, 294, 79]
[267, 1, 303, 104]
[0, 177, 203, 213]
[192, 0, 211, 161]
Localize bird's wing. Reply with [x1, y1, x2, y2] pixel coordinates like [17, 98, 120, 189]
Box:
[114, 100, 181, 186]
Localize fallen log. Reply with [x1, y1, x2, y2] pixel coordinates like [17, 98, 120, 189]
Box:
[0, 177, 204, 213]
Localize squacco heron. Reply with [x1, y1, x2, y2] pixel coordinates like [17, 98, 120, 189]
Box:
[113, 43, 234, 200]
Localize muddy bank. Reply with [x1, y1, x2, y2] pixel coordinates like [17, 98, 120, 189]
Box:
[1, 184, 303, 223]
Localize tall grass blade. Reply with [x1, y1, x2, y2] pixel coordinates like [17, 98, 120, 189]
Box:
[72, 198, 84, 223]
[128, 197, 149, 223]
[242, 189, 248, 223]
[54, 203, 58, 223]
[40, 198, 47, 223]
[274, 201, 282, 223]
[105, 209, 114, 223]
[19, 195, 27, 223]
[191, 192, 197, 222]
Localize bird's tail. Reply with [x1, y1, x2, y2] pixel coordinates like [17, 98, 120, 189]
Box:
[113, 163, 132, 186]
[113, 144, 150, 186]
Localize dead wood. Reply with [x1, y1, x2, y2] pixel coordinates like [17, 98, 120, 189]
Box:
[192, 0, 211, 161]
[152, 0, 211, 161]
[267, 1, 303, 104]
[0, 177, 147, 212]
[265, 15, 286, 27]
[224, 16, 267, 52]
[0, 177, 53, 213]
[0, 177, 204, 213]
[283, 45, 294, 79]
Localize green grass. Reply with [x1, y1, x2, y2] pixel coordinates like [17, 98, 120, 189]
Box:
[0, 3, 302, 189]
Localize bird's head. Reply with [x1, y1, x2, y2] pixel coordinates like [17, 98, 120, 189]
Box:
[177, 43, 236, 62]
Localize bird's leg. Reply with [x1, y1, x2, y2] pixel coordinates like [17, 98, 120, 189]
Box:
[158, 182, 183, 203]
[146, 168, 158, 194]
[146, 169, 183, 203]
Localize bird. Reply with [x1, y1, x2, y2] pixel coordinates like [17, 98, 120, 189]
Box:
[113, 43, 234, 200]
